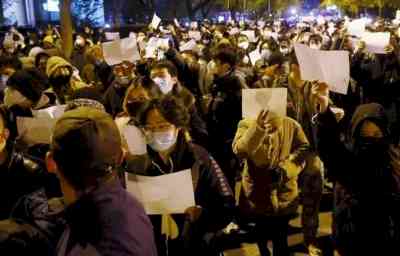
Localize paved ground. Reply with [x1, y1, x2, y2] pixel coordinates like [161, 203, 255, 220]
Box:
[224, 194, 335, 256]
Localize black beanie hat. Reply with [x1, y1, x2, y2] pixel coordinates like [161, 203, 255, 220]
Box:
[7, 68, 47, 103]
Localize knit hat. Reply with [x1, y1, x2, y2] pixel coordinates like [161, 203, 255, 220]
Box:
[43, 35, 54, 45]
[7, 69, 46, 103]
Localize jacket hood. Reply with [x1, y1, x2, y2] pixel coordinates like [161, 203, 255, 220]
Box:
[350, 103, 388, 142]
[46, 56, 73, 78]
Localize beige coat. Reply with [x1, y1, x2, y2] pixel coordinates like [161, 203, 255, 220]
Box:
[233, 113, 310, 217]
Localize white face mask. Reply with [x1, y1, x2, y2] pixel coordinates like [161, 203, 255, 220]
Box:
[1, 75, 9, 86]
[148, 130, 178, 152]
[4, 87, 29, 108]
[310, 44, 321, 50]
[74, 38, 85, 48]
[153, 77, 174, 94]
[261, 49, 272, 59]
[238, 41, 249, 50]
[280, 47, 290, 55]
[263, 31, 272, 38]
[116, 76, 131, 86]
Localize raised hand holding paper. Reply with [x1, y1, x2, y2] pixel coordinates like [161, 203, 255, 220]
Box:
[242, 88, 287, 118]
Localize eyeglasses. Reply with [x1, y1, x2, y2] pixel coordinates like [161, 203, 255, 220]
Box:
[143, 123, 174, 133]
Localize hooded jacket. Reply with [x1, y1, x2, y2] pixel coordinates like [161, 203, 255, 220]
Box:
[233, 112, 310, 217]
[46, 56, 88, 92]
[314, 103, 400, 255]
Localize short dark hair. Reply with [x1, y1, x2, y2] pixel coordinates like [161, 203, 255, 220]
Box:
[138, 95, 190, 129]
[212, 46, 237, 67]
[0, 56, 22, 71]
[266, 52, 285, 67]
[7, 68, 47, 102]
[151, 60, 178, 77]
[34, 52, 50, 68]
[260, 38, 279, 52]
[181, 50, 199, 61]
[309, 34, 323, 44]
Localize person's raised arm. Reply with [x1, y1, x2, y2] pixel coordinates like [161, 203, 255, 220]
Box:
[311, 82, 348, 181]
[232, 110, 270, 159]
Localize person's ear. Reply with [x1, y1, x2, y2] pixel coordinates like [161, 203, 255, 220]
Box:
[3, 129, 10, 141]
[45, 151, 58, 175]
[171, 76, 178, 85]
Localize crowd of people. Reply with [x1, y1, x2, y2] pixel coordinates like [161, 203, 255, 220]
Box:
[0, 14, 399, 256]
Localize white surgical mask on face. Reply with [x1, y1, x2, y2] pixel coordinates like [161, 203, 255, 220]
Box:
[148, 130, 178, 152]
[4, 87, 28, 108]
[238, 41, 249, 50]
[74, 38, 85, 48]
[264, 31, 272, 38]
[280, 47, 290, 55]
[117, 76, 131, 86]
[261, 49, 272, 59]
[153, 77, 174, 94]
[1, 75, 9, 86]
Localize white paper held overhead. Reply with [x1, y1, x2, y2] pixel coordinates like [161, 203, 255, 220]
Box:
[102, 38, 140, 66]
[294, 43, 350, 95]
[188, 31, 202, 41]
[242, 88, 287, 118]
[150, 13, 162, 30]
[347, 18, 366, 38]
[105, 32, 120, 41]
[361, 32, 390, 54]
[241, 30, 257, 42]
[179, 40, 198, 52]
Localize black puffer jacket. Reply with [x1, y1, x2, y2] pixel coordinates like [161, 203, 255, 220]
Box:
[0, 190, 65, 255]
